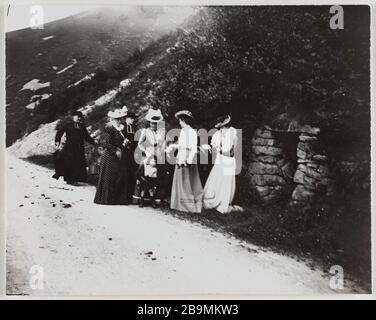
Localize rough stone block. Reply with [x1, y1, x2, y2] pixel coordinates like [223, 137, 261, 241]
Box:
[252, 137, 279, 147]
[302, 175, 319, 189]
[297, 164, 322, 180]
[299, 125, 320, 135]
[293, 170, 305, 184]
[299, 134, 318, 142]
[297, 142, 316, 154]
[255, 186, 271, 197]
[297, 149, 311, 160]
[313, 154, 328, 162]
[251, 174, 287, 186]
[263, 193, 282, 202]
[292, 185, 315, 201]
[256, 185, 285, 199]
[293, 170, 317, 189]
[307, 162, 319, 169]
[252, 155, 278, 164]
[255, 128, 274, 139]
[252, 146, 283, 156]
[249, 162, 281, 175]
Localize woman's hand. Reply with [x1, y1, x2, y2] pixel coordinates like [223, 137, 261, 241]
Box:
[201, 144, 211, 151]
[115, 148, 122, 160]
[177, 159, 188, 168]
[221, 146, 235, 157]
[165, 143, 178, 154]
[144, 150, 153, 160]
[54, 142, 63, 151]
[200, 144, 212, 154]
[123, 138, 130, 147]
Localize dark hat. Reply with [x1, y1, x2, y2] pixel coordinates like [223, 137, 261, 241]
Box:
[126, 112, 137, 119]
[71, 110, 83, 117]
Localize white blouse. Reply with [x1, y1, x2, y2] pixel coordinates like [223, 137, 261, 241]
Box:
[177, 125, 198, 165]
[211, 127, 237, 155]
[138, 127, 166, 158]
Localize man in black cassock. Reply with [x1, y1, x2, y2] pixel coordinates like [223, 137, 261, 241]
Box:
[53, 111, 96, 185]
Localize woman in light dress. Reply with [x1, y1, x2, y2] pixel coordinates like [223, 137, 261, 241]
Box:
[203, 115, 238, 214]
[169, 110, 203, 213]
[136, 108, 166, 164]
[133, 108, 166, 206]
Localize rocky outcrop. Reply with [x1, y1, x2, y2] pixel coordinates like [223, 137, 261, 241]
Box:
[291, 131, 335, 204]
[249, 127, 295, 202]
[250, 125, 334, 205]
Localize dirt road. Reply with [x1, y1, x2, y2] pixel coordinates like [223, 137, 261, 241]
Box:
[6, 153, 357, 296]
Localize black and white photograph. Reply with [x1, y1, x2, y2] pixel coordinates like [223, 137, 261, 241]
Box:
[3, 2, 373, 297]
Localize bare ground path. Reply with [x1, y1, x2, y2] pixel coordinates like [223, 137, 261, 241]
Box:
[6, 152, 358, 296]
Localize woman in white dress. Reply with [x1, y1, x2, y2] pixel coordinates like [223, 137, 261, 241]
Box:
[203, 115, 238, 214]
[136, 108, 166, 164]
[169, 110, 203, 213]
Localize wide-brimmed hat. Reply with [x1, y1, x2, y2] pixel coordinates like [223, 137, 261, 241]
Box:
[214, 114, 231, 129]
[145, 108, 164, 123]
[175, 110, 193, 119]
[107, 108, 127, 119]
[121, 105, 128, 114]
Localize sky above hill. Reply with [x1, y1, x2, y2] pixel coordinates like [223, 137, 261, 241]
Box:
[6, 4, 99, 32]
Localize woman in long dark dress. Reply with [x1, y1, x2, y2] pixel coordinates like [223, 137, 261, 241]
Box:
[94, 107, 136, 205]
[54, 111, 95, 184]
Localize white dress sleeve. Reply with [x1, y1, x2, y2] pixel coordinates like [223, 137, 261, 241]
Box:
[137, 128, 147, 154]
[177, 126, 197, 165]
[222, 127, 237, 154]
[187, 127, 197, 164]
[211, 131, 221, 151]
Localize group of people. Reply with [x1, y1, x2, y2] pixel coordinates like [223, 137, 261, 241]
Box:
[53, 106, 239, 214]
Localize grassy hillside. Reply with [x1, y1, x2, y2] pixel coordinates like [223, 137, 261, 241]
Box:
[110, 5, 370, 204]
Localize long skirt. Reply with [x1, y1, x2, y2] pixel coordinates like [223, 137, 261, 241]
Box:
[57, 140, 88, 183]
[52, 150, 66, 179]
[94, 150, 130, 205]
[203, 154, 236, 214]
[170, 164, 203, 213]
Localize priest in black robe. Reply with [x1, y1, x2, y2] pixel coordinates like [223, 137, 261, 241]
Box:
[54, 111, 96, 185]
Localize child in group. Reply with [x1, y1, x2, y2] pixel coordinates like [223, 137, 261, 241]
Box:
[134, 156, 159, 208]
[155, 159, 174, 206]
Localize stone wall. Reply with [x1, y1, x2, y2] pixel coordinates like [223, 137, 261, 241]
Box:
[249, 127, 295, 202]
[249, 125, 335, 205]
[291, 129, 335, 205]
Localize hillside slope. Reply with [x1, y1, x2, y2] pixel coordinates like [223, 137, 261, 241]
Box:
[6, 6, 196, 145]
